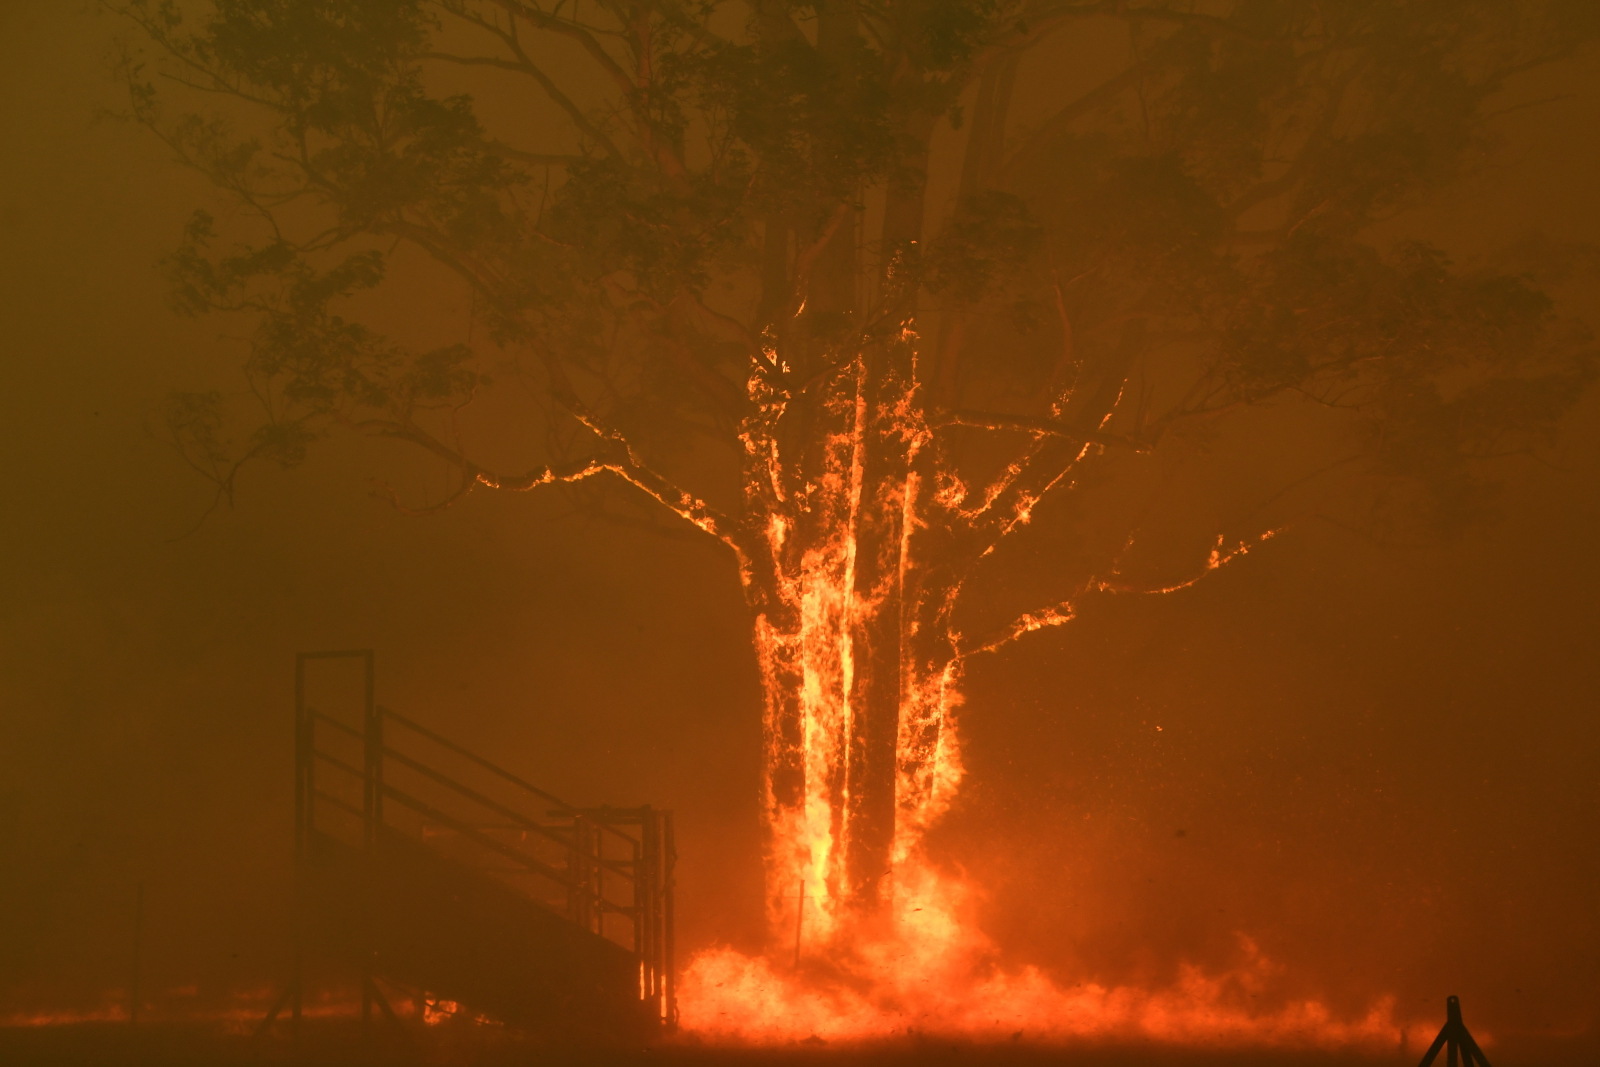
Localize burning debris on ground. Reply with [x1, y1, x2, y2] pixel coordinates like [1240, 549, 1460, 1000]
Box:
[3, 0, 1599, 1062]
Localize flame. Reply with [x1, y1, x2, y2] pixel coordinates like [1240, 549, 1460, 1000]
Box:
[423, 998, 461, 1025]
[0, 984, 506, 1033]
[719, 337, 1417, 1051]
[681, 864, 1427, 1049]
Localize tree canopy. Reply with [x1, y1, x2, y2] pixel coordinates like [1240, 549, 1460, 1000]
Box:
[114, 0, 1599, 901]
[117, 0, 1596, 557]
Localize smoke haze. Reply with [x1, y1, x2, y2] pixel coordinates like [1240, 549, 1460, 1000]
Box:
[1, 2, 1595, 1057]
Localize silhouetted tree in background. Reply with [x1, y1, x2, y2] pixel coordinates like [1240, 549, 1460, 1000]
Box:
[114, 0, 1596, 926]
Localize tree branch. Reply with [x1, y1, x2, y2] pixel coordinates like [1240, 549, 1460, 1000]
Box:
[1090, 528, 1283, 596]
[1001, 34, 1182, 180]
[357, 413, 747, 550]
[369, 467, 483, 516]
[530, 348, 750, 548]
[937, 410, 1151, 451]
[486, 141, 585, 166]
[960, 600, 1076, 657]
[964, 523, 1288, 655]
[782, 200, 854, 324]
[500, 0, 637, 97]
[420, 49, 622, 159]
[651, 295, 752, 414]
[745, 0, 811, 49]
[492, 0, 689, 177]
[1225, 72, 1354, 220]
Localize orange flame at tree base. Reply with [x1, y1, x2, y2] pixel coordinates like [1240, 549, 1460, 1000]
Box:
[718, 353, 1447, 1054]
[680, 862, 1434, 1052]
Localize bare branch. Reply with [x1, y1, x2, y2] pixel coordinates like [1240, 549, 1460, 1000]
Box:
[369, 468, 482, 516]
[649, 295, 753, 414]
[684, 293, 766, 357]
[486, 141, 585, 166]
[1044, 245, 1089, 412]
[782, 201, 855, 324]
[487, 0, 689, 176]
[960, 600, 1075, 657]
[964, 522, 1287, 656]
[420, 49, 622, 159]
[1245, 454, 1366, 521]
[499, 0, 638, 97]
[356, 413, 748, 551]
[937, 410, 1151, 452]
[1091, 527, 1284, 596]
[940, 247, 1099, 528]
[529, 349, 750, 548]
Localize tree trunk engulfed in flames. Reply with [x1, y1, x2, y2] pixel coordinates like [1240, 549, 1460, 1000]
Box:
[695, 314, 1406, 1047]
[736, 297, 1093, 934]
[744, 334, 960, 932]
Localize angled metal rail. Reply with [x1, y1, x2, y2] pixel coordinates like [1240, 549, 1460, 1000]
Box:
[258, 650, 676, 1044]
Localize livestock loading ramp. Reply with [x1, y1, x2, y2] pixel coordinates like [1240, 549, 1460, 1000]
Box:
[261, 650, 675, 1042]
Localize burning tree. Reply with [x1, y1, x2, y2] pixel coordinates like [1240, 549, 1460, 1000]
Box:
[117, 0, 1594, 938]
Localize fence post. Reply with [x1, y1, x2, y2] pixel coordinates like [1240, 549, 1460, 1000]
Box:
[568, 816, 593, 933]
[360, 651, 379, 1042]
[633, 822, 649, 1009]
[362, 651, 381, 847]
[291, 654, 310, 1043]
[663, 810, 677, 1030]
[130, 882, 143, 1026]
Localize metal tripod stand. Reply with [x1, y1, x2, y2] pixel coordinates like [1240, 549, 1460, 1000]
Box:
[1418, 995, 1492, 1067]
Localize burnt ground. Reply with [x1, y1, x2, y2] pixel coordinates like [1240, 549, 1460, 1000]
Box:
[0, 1022, 1589, 1067]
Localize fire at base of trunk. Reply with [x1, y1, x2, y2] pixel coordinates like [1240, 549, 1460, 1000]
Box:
[679, 861, 1431, 1050]
[711, 350, 1433, 1052]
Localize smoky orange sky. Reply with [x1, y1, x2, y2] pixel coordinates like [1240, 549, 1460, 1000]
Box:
[1, 3, 1596, 1061]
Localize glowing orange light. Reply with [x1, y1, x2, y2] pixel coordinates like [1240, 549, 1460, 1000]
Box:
[690, 312, 1347, 1052]
[681, 865, 1432, 1048]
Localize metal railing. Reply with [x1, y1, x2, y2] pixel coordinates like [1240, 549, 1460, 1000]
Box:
[288, 650, 676, 1031]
